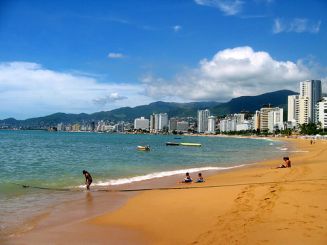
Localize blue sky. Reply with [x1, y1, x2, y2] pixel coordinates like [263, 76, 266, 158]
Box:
[0, 0, 326, 119]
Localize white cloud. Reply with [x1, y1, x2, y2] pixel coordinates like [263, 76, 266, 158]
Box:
[273, 18, 321, 34]
[173, 25, 182, 32]
[93, 93, 128, 105]
[0, 62, 151, 119]
[142, 46, 318, 101]
[108, 52, 125, 59]
[194, 0, 243, 16]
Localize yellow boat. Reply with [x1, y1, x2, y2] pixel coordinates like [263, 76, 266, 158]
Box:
[180, 143, 202, 147]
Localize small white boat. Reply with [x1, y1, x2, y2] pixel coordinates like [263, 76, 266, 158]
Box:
[180, 142, 202, 147]
[137, 145, 150, 151]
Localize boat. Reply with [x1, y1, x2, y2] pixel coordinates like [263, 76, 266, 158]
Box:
[166, 142, 180, 146]
[180, 142, 202, 147]
[137, 145, 150, 151]
[174, 137, 182, 139]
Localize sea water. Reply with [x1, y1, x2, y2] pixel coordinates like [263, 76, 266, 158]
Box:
[0, 130, 286, 236]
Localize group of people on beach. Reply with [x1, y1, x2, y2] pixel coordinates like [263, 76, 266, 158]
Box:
[83, 156, 291, 190]
[181, 172, 204, 183]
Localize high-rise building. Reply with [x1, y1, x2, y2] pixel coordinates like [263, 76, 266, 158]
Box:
[134, 117, 149, 130]
[299, 80, 322, 122]
[253, 110, 260, 130]
[268, 108, 284, 133]
[169, 118, 178, 131]
[197, 109, 210, 133]
[158, 113, 168, 131]
[234, 113, 245, 124]
[150, 114, 156, 132]
[298, 97, 309, 125]
[316, 97, 327, 129]
[207, 116, 216, 133]
[219, 118, 236, 132]
[259, 106, 275, 131]
[154, 114, 160, 131]
[287, 95, 299, 126]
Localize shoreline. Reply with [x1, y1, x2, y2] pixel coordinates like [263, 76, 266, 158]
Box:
[5, 137, 327, 244]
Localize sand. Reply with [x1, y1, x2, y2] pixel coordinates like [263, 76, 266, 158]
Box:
[6, 138, 327, 244]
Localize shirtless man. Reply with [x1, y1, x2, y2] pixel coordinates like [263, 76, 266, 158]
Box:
[82, 170, 93, 190]
[277, 157, 291, 168]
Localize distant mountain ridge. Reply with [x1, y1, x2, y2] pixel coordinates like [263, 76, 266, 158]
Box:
[0, 90, 297, 128]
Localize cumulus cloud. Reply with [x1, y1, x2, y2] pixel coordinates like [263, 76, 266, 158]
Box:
[194, 0, 243, 16]
[93, 93, 127, 105]
[273, 18, 321, 34]
[142, 46, 317, 101]
[108, 52, 125, 59]
[173, 25, 182, 32]
[0, 62, 150, 119]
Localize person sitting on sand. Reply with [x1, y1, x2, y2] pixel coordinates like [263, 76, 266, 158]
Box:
[196, 173, 205, 183]
[182, 172, 192, 183]
[83, 170, 93, 190]
[277, 157, 291, 168]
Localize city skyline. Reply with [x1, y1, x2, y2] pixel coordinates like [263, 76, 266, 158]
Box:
[0, 0, 326, 119]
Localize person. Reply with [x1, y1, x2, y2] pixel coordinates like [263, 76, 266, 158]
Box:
[182, 172, 192, 183]
[83, 170, 93, 190]
[276, 157, 291, 168]
[196, 173, 204, 183]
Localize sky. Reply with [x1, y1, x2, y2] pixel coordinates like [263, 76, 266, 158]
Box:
[0, 0, 326, 119]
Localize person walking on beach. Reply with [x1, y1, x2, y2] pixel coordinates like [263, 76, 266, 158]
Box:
[83, 170, 93, 190]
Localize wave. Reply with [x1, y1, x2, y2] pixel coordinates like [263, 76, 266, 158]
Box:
[78, 165, 245, 188]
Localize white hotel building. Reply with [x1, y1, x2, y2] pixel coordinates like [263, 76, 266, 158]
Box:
[316, 98, 327, 129]
[288, 80, 322, 127]
[197, 109, 210, 133]
[134, 117, 149, 130]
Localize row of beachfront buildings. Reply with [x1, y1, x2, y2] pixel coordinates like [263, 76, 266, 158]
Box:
[133, 80, 326, 134]
[55, 79, 325, 134]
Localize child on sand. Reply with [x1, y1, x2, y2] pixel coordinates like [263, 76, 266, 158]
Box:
[182, 172, 192, 183]
[196, 173, 205, 183]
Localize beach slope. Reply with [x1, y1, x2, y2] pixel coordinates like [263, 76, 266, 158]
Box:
[91, 138, 327, 244]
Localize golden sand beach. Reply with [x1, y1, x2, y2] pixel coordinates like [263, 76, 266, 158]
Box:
[7, 138, 327, 244]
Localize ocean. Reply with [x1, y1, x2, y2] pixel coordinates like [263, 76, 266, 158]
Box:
[0, 130, 287, 237]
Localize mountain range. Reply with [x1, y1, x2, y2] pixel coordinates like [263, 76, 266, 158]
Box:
[0, 90, 297, 128]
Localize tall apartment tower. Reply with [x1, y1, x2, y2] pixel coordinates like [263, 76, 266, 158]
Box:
[316, 97, 327, 129]
[158, 113, 168, 131]
[287, 95, 299, 125]
[299, 80, 322, 122]
[197, 109, 210, 133]
[207, 116, 216, 133]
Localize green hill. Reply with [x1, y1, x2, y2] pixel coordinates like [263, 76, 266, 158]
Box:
[0, 90, 297, 128]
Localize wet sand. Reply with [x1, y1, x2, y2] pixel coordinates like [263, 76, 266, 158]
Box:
[6, 138, 327, 244]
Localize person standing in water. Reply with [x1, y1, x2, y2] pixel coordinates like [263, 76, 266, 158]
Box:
[83, 170, 92, 190]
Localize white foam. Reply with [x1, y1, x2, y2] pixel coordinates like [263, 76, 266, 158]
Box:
[78, 165, 244, 188]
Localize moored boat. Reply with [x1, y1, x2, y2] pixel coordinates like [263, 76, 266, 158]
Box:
[180, 142, 202, 147]
[166, 142, 180, 146]
[137, 145, 150, 151]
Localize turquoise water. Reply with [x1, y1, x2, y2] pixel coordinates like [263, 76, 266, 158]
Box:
[0, 130, 285, 190]
[0, 130, 286, 236]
